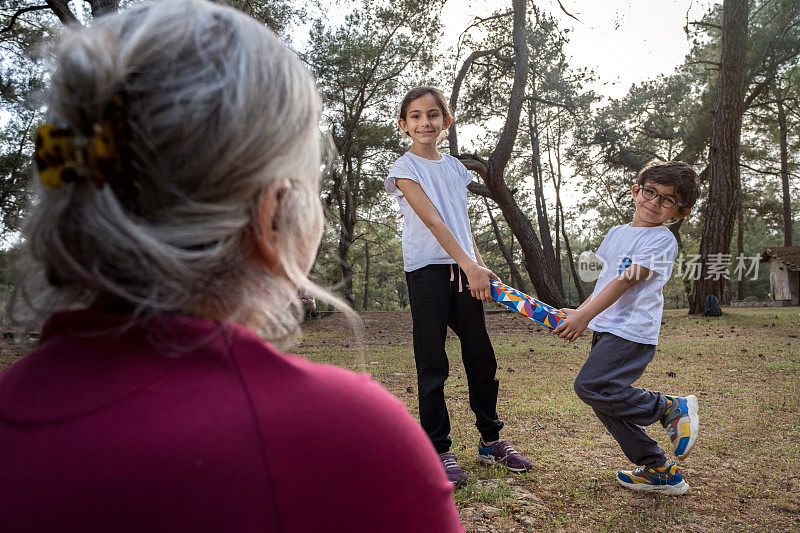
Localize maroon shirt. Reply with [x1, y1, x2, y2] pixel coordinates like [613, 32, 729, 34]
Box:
[0, 310, 462, 532]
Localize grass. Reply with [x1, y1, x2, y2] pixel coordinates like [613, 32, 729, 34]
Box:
[297, 306, 800, 532]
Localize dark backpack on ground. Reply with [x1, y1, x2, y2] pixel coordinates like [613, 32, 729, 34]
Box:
[703, 295, 721, 317]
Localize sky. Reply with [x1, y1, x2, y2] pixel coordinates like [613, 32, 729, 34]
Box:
[440, 0, 718, 101]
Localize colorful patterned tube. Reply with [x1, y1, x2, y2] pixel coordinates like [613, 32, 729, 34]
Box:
[489, 279, 566, 330]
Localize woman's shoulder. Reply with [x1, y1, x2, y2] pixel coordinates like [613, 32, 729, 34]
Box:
[226, 324, 436, 449]
[226, 324, 410, 419]
[226, 327, 461, 531]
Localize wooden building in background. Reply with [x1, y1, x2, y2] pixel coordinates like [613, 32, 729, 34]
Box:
[761, 246, 800, 306]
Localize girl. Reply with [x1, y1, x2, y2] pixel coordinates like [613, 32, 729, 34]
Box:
[385, 87, 533, 484]
[0, 3, 462, 531]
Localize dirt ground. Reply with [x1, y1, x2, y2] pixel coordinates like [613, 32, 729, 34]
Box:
[2, 307, 799, 532]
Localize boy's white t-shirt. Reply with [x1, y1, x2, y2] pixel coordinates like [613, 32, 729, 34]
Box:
[588, 223, 678, 345]
[385, 152, 477, 272]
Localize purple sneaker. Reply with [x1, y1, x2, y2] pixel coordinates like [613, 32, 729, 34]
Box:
[478, 439, 533, 473]
[438, 452, 467, 486]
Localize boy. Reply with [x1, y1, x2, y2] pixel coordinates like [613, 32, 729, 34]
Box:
[553, 160, 701, 496]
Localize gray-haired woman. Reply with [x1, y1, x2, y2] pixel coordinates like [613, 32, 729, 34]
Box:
[0, 1, 462, 531]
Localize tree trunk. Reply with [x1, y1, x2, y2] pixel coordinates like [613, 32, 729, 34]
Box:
[528, 101, 561, 289]
[459, 155, 565, 307]
[397, 281, 408, 309]
[362, 242, 370, 311]
[689, 0, 748, 314]
[338, 228, 354, 307]
[775, 80, 793, 246]
[46, 0, 80, 25]
[737, 199, 745, 300]
[668, 219, 693, 309]
[331, 163, 355, 307]
[559, 199, 585, 303]
[554, 194, 560, 264]
[483, 198, 527, 292]
[89, 0, 119, 17]
[549, 114, 582, 303]
[451, 0, 566, 308]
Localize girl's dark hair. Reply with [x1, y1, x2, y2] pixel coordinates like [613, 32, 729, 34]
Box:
[398, 86, 452, 124]
[637, 160, 701, 211]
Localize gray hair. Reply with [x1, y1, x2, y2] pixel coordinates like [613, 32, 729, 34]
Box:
[9, 0, 351, 342]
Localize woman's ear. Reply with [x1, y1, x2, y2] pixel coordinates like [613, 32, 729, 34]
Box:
[443, 114, 452, 130]
[253, 180, 291, 275]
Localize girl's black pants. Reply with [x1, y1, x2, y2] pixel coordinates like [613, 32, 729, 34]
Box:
[405, 263, 503, 453]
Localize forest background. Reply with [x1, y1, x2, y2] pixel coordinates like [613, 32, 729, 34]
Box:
[0, 0, 798, 315]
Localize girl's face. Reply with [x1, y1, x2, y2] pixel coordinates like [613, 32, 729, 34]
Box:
[398, 93, 451, 146]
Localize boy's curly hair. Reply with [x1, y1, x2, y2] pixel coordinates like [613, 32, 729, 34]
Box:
[637, 160, 700, 211]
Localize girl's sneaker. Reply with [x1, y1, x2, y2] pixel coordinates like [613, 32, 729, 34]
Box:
[661, 395, 700, 460]
[438, 452, 467, 486]
[616, 461, 690, 495]
[477, 439, 533, 473]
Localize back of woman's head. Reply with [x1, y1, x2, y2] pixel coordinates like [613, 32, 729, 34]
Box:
[9, 0, 336, 340]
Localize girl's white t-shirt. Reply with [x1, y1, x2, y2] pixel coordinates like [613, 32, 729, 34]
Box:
[385, 152, 477, 272]
[587, 223, 678, 345]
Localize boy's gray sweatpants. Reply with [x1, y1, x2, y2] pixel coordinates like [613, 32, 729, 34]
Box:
[573, 331, 669, 468]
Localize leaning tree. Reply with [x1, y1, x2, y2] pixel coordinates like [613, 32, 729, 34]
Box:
[448, 0, 567, 308]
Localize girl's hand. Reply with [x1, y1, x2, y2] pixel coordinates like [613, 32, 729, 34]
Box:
[553, 308, 590, 342]
[465, 264, 499, 302]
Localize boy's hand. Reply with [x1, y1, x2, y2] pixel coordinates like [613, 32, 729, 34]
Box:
[465, 264, 499, 302]
[553, 308, 590, 342]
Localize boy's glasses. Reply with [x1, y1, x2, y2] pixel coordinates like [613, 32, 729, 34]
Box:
[636, 185, 682, 209]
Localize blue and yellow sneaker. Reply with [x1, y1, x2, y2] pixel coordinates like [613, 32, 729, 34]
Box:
[616, 461, 690, 495]
[661, 395, 700, 460]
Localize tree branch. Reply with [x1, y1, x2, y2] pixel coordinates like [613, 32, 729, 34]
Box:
[743, 76, 772, 109]
[641, 125, 678, 141]
[448, 48, 503, 156]
[555, 0, 581, 23]
[456, 152, 489, 180]
[465, 11, 513, 32]
[489, 0, 528, 178]
[524, 95, 576, 112]
[335, 19, 404, 153]
[455, 11, 513, 54]
[687, 60, 721, 67]
[467, 181, 495, 200]
[494, 48, 515, 63]
[689, 21, 723, 30]
[1, 5, 48, 33]
[739, 161, 781, 176]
